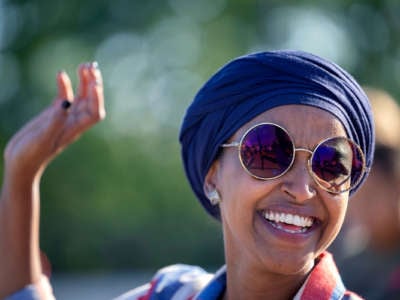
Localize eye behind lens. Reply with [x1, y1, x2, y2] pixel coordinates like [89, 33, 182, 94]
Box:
[311, 136, 365, 193]
[239, 123, 295, 180]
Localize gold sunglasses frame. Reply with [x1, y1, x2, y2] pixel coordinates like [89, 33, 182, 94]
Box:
[221, 122, 368, 194]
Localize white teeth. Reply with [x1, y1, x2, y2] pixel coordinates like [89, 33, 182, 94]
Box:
[280, 213, 285, 223]
[286, 214, 294, 224]
[264, 211, 314, 227]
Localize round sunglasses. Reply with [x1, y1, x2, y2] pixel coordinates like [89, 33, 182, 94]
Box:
[221, 122, 367, 194]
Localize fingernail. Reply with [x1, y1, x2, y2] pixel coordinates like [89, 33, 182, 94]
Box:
[61, 99, 72, 110]
[91, 61, 99, 69]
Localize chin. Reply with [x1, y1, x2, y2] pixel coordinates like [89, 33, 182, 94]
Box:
[261, 251, 316, 276]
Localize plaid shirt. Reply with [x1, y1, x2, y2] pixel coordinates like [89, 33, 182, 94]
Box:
[115, 252, 363, 300]
[6, 251, 363, 300]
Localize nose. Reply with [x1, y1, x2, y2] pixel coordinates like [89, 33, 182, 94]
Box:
[280, 150, 316, 202]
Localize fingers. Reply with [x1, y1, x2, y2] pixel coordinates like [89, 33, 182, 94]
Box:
[25, 63, 103, 148]
[57, 71, 74, 100]
[75, 62, 105, 117]
[76, 63, 91, 101]
[48, 71, 74, 136]
[54, 62, 105, 149]
[88, 63, 106, 121]
[54, 71, 74, 108]
[4, 61, 105, 176]
[73, 62, 105, 125]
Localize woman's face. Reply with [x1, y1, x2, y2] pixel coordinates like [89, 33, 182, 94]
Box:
[206, 105, 349, 276]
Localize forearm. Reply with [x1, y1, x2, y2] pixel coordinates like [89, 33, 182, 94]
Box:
[0, 171, 43, 298]
[0, 62, 103, 299]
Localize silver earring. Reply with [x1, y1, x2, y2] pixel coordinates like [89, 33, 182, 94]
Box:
[208, 190, 221, 205]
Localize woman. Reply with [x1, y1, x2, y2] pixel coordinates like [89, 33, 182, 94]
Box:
[0, 50, 374, 300]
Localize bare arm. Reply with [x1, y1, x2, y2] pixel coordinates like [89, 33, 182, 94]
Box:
[0, 62, 105, 298]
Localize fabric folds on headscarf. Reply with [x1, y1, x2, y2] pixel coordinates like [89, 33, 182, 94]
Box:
[179, 50, 374, 219]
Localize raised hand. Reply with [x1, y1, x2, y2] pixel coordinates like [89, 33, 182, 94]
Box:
[4, 62, 105, 180]
[0, 62, 105, 299]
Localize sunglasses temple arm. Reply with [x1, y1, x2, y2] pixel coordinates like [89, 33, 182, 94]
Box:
[221, 142, 240, 148]
[324, 174, 352, 191]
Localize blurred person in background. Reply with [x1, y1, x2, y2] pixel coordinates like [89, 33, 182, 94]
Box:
[0, 50, 375, 300]
[336, 88, 400, 300]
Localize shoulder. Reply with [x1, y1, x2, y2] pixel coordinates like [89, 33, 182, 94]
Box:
[4, 276, 55, 300]
[114, 264, 214, 300]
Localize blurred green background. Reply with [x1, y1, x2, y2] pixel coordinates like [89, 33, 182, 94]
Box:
[0, 0, 399, 273]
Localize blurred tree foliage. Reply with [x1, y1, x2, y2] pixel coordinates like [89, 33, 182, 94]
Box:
[0, 0, 399, 272]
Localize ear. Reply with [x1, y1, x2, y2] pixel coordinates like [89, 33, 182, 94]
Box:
[203, 160, 220, 197]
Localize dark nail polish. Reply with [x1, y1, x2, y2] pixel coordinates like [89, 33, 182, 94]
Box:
[61, 99, 72, 110]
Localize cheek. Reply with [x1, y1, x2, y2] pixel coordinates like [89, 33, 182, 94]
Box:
[217, 155, 277, 220]
[325, 195, 348, 238]
[217, 152, 247, 198]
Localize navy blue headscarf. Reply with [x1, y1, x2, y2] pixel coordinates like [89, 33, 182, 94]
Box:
[179, 50, 374, 219]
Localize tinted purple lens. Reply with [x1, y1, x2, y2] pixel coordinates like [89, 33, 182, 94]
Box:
[235, 124, 365, 193]
[239, 124, 294, 179]
[311, 137, 364, 193]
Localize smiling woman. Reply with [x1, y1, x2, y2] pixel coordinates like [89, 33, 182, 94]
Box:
[204, 106, 350, 282]
[0, 50, 373, 300]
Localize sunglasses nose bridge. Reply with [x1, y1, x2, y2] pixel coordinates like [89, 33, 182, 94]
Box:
[292, 148, 314, 171]
[280, 148, 317, 201]
[294, 148, 312, 155]
[294, 148, 313, 166]
[292, 148, 316, 186]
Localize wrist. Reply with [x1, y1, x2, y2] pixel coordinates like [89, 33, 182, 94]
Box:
[2, 165, 44, 194]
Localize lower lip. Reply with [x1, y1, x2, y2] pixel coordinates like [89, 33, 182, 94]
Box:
[257, 212, 318, 243]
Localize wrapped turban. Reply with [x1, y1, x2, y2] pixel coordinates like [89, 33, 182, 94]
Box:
[179, 50, 374, 219]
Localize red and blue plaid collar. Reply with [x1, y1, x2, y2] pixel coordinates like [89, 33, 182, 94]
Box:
[136, 251, 362, 300]
[196, 252, 351, 300]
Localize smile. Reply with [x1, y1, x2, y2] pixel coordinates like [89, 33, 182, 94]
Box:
[263, 210, 314, 234]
